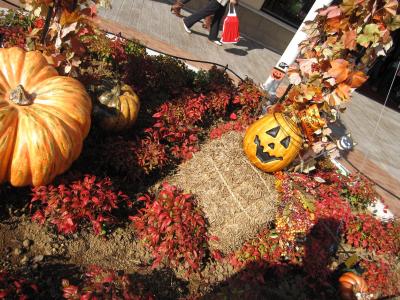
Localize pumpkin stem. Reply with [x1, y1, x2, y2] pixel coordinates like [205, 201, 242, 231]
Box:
[9, 85, 33, 106]
[111, 84, 121, 96]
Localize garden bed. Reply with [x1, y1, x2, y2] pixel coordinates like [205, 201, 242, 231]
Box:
[0, 4, 400, 300]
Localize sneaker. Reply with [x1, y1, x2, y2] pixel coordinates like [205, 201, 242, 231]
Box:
[182, 20, 192, 34]
[212, 40, 222, 46]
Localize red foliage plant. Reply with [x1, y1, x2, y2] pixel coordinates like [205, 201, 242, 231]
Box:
[130, 183, 208, 275]
[62, 265, 154, 300]
[232, 78, 265, 120]
[0, 27, 26, 49]
[134, 90, 231, 173]
[30, 175, 130, 235]
[209, 120, 247, 139]
[345, 213, 400, 256]
[360, 257, 400, 297]
[133, 77, 267, 172]
[209, 79, 266, 139]
[229, 169, 386, 296]
[0, 270, 39, 299]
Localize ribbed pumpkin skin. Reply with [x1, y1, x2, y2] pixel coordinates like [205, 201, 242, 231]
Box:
[0, 47, 92, 187]
[338, 272, 368, 300]
[95, 84, 140, 131]
[243, 113, 302, 172]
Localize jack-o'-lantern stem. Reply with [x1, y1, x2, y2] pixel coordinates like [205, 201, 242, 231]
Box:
[9, 85, 33, 106]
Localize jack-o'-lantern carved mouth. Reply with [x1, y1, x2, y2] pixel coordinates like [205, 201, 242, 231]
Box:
[254, 135, 283, 163]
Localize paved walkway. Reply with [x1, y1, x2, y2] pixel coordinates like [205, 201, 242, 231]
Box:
[99, 0, 280, 84]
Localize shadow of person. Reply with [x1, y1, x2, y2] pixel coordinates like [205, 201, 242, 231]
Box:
[235, 36, 265, 52]
[190, 29, 211, 38]
[224, 47, 248, 56]
[128, 268, 189, 299]
[202, 218, 344, 300]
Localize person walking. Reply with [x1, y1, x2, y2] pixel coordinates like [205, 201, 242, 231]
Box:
[171, 0, 212, 30]
[182, 0, 238, 46]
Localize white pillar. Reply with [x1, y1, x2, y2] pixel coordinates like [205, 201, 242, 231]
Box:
[262, 0, 333, 98]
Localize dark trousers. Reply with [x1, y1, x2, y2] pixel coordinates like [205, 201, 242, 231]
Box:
[184, 0, 226, 41]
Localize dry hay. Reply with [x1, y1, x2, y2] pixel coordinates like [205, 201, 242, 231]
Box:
[168, 131, 279, 254]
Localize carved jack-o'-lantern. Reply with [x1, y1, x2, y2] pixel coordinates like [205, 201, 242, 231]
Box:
[271, 67, 285, 81]
[243, 113, 303, 172]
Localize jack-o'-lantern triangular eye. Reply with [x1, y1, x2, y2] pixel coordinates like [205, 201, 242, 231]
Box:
[280, 136, 290, 149]
[266, 126, 280, 137]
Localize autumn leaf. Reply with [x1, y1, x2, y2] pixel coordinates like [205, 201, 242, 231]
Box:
[81, 4, 98, 17]
[299, 194, 316, 212]
[347, 71, 368, 88]
[71, 36, 86, 56]
[328, 93, 342, 106]
[326, 17, 341, 33]
[61, 22, 78, 39]
[356, 23, 380, 47]
[340, 0, 356, 15]
[342, 30, 357, 50]
[295, 84, 323, 103]
[288, 69, 302, 85]
[384, 0, 398, 16]
[298, 58, 318, 77]
[335, 83, 352, 101]
[60, 10, 81, 26]
[387, 15, 400, 31]
[328, 59, 350, 83]
[319, 5, 342, 19]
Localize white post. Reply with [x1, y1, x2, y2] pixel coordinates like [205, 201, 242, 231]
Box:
[262, 0, 333, 99]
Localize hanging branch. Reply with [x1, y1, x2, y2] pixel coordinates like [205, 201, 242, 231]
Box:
[72, 0, 79, 11]
[277, 0, 400, 155]
[40, 2, 55, 44]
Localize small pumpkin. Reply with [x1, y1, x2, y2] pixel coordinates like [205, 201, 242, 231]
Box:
[338, 272, 368, 300]
[93, 80, 140, 131]
[0, 47, 92, 187]
[243, 113, 302, 172]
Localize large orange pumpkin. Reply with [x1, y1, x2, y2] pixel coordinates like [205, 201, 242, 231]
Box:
[0, 47, 92, 187]
[338, 272, 368, 300]
[243, 113, 302, 172]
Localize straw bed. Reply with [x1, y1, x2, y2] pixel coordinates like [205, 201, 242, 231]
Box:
[168, 131, 279, 253]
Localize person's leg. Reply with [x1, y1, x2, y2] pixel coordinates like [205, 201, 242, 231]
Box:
[184, 0, 220, 29]
[203, 15, 212, 29]
[208, 3, 226, 41]
[171, 0, 191, 17]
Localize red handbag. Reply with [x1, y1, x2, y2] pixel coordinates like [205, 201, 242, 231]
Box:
[221, 4, 240, 44]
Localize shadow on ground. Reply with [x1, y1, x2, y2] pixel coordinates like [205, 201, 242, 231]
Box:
[202, 218, 345, 300]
